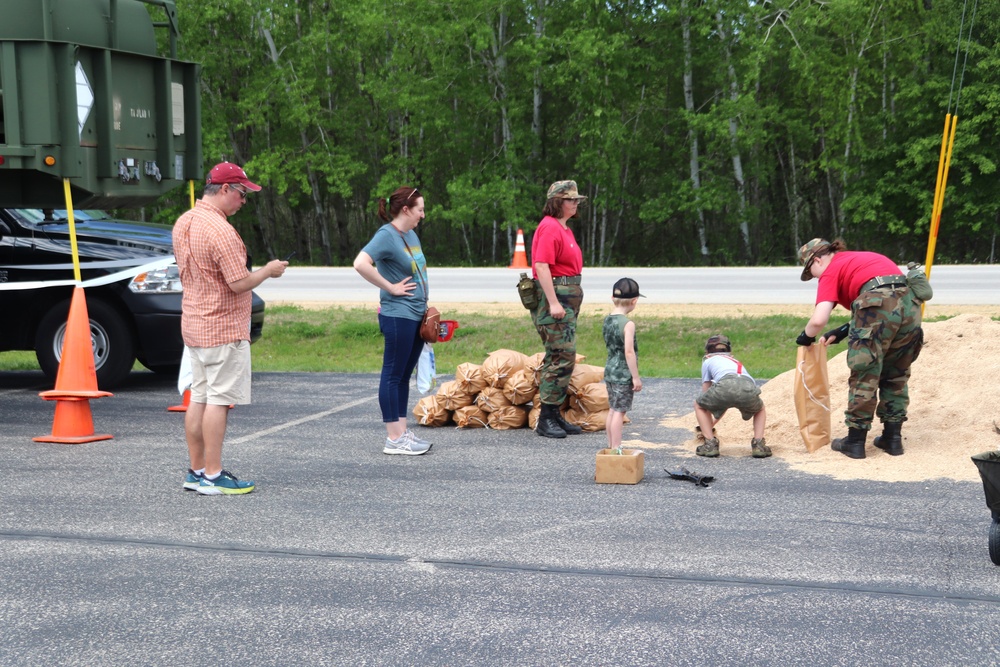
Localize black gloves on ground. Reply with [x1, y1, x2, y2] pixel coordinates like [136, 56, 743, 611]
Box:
[823, 323, 850, 345]
[796, 330, 816, 346]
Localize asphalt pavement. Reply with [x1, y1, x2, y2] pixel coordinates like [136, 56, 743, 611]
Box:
[1, 370, 998, 666]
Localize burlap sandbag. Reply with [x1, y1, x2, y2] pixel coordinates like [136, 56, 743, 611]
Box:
[502, 368, 536, 405]
[528, 402, 541, 429]
[569, 382, 610, 414]
[563, 407, 606, 432]
[487, 405, 529, 430]
[453, 404, 489, 429]
[568, 364, 605, 395]
[455, 362, 486, 395]
[481, 349, 530, 388]
[527, 352, 587, 386]
[412, 395, 451, 427]
[475, 386, 512, 413]
[436, 380, 475, 410]
[793, 344, 832, 452]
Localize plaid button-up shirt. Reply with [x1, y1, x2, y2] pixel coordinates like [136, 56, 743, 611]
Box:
[172, 200, 252, 347]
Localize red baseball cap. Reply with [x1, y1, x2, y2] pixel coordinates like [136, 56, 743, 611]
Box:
[206, 162, 261, 191]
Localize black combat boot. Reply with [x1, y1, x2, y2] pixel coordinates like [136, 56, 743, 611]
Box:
[536, 404, 567, 439]
[831, 427, 867, 459]
[554, 410, 583, 435]
[873, 422, 904, 456]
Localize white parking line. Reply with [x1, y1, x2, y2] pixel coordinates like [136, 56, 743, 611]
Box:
[230, 395, 377, 444]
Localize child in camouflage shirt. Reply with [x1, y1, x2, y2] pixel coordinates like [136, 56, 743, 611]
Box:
[603, 278, 643, 450]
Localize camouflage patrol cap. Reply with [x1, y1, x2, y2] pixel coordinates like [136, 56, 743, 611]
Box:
[705, 334, 731, 353]
[546, 180, 588, 200]
[798, 238, 831, 281]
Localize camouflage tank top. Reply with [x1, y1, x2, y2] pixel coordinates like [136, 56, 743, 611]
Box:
[603, 314, 637, 385]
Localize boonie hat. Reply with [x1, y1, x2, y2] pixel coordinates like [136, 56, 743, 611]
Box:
[798, 237, 830, 281]
[612, 277, 644, 299]
[705, 334, 731, 352]
[206, 162, 262, 192]
[546, 180, 587, 200]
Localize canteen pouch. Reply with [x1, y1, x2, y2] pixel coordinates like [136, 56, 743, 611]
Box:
[517, 272, 538, 310]
[906, 262, 933, 302]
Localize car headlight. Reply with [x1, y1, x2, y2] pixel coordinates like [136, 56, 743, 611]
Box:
[129, 264, 183, 293]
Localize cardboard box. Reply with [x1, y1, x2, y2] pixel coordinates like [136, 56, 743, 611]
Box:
[595, 448, 644, 485]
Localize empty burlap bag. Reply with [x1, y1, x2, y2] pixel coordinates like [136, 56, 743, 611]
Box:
[487, 405, 529, 430]
[568, 382, 610, 414]
[793, 344, 831, 452]
[568, 364, 605, 395]
[481, 349, 530, 388]
[436, 380, 475, 411]
[475, 386, 512, 413]
[455, 362, 486, 395]
[502, 368, 536, 405]
[412, 395, 451, 427]
[453, 404, 489, 429]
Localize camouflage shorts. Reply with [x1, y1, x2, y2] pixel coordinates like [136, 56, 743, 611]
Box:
[606, 381, 634, 413]
[695, 375, 763, 421]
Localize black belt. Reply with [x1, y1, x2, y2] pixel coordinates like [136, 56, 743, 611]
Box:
[549, 275, 582, 285]
[860, 275, 907, 294]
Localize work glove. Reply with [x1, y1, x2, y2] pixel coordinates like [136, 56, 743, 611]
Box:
[796, 330, 816, 346]
[823, 323, 850, 345]
[665, 467, 715, 487]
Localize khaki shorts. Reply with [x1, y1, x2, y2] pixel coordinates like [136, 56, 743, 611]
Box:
[188, 341, 251, 406]
[696, 374, 762, 421]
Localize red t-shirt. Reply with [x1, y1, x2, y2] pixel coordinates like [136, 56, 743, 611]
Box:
[530, 216, 583, 278]
[816, 251, 902, 310]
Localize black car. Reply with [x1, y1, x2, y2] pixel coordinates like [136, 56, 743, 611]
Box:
[0, 208, 265, 388]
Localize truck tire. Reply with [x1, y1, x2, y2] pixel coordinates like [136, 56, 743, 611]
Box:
[35, 298, 136, 389]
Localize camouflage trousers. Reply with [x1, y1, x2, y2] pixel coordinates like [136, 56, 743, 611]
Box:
[531, 283, 583, 405]
[844, 286, 923, 430]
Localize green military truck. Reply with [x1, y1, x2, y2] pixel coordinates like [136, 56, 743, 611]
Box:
[0, 0, 264, 388]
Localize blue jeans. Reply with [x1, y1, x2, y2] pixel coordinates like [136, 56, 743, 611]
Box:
[378, 314, 423, 423]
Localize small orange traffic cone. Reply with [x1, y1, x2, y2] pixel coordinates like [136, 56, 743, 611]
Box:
[509, 229, 529, 269]
[34, 287, 113, 444]
[167, 388, 191, 412]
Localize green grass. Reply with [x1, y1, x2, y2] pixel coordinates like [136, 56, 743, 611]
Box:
[250, 305, 854, 379]
[1, 306, 981, 380]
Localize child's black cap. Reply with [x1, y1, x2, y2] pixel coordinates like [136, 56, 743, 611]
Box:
[612, 277, 645, 299]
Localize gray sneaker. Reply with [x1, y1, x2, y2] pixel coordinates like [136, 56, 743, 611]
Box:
[405, 429, 433, 448]
[384, 433, 432, 456]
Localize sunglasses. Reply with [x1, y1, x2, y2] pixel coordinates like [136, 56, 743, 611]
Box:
[230, 184, 249, 201]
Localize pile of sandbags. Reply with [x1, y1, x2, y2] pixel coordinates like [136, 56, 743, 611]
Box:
[413, 349, 614, 431]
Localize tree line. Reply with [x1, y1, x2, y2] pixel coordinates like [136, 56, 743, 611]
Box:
[146, 0, 1000, 267]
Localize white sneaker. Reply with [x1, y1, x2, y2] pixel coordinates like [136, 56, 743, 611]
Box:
[405, 429, 433, 447]
[383, 433, 432, 456]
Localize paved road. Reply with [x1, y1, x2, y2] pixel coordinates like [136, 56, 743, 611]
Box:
[2, 370, 998, 665]
[255, 265, 1000, 305]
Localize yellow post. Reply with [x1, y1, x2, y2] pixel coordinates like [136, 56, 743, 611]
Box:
[62, 178, 82, 283]
[921, 114, 958, 317]
[189, 180, 195, 209]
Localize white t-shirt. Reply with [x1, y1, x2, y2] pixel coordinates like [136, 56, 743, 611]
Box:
[701, 353, 755, 384]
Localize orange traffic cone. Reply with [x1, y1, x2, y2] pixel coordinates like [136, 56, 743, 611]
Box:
[509, 229, 529, 269]
[167, 388, 191, 412]
[34, 287, 113, 444]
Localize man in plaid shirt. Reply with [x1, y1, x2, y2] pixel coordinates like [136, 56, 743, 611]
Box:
[173, 162, 288, 495]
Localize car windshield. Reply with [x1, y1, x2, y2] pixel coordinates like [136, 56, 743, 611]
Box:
[15, 209, 113, 224]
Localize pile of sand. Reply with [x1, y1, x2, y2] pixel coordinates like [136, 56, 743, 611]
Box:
[655, 314, 1000, 482]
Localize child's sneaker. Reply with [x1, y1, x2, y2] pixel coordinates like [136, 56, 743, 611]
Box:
[696, 437, 720, 457]
[751, 437, 772, 458]
[383, 433, 432, 456]
[183, 469, 203, 491]
[197, 470, 255, 495]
